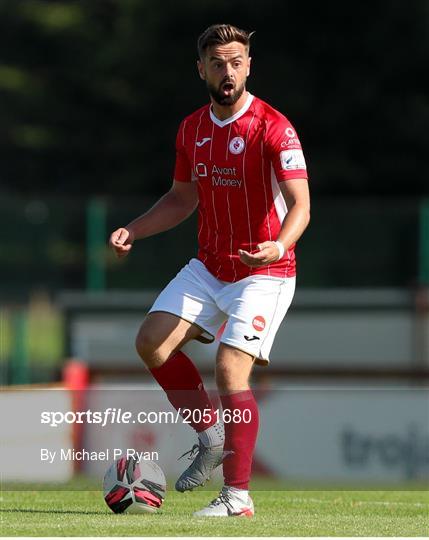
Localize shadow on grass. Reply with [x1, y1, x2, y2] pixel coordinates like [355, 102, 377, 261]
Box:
[0, 508, 107, 516]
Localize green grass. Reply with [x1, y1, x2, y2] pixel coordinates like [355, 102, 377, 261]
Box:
[1, 487, 428, 536]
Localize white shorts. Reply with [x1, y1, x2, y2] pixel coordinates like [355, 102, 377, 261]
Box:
[148, 258, 295, 365]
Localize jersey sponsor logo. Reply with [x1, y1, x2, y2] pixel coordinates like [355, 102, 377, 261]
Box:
[211, 164, 242, 188]
[196, 137, 211, 147]
[252, 315, 266, 331]
[280, 149, 307, 171]
[195, 162, 208, 177]
[281, 137, 301, 148]
[285, 127, 296, 138]
[212, 165, 237, 176]
[229, 136, 245, 155]
[212, 177, 242, 188]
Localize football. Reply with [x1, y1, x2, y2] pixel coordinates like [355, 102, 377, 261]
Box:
[103, 456, 166, 514]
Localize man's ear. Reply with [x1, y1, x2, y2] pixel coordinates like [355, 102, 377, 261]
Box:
[197, 59, 206, 80]
[247, 56, 252, 77]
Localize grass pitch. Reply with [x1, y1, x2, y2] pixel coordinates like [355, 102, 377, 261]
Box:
[1, 486, 428, 536]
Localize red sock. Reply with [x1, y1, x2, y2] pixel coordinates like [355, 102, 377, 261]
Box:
[220, 390, 259, 490]
[150, 351, 217, 432]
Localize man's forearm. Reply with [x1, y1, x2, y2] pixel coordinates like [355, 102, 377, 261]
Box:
[277, 203, 310, 250]
[126, 189, 197, 241]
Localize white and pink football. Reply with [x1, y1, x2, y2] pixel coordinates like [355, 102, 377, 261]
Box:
[103, 456, 166, 514]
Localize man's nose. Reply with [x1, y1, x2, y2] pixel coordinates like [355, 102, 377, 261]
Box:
[224, 63, 234, 78]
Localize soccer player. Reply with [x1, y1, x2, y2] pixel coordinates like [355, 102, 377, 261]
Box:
[109, 24, 310, 517]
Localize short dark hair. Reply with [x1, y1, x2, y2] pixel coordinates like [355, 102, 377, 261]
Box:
[197, 24, 253, 59]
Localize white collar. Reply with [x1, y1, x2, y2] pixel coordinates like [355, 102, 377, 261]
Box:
[209, 93, 254, 128]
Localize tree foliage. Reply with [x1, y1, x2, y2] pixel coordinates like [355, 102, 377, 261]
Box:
[1, 0, 428, 197]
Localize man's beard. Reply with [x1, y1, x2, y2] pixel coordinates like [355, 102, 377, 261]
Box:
[207, 80, 246, 106]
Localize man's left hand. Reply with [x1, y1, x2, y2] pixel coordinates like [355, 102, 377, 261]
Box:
[238, 241, 283, 267]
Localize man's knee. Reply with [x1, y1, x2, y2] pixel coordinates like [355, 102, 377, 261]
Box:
[135, 328, 154, 360]
[135, 318, 172, 368]
[135, 312, 201, 369]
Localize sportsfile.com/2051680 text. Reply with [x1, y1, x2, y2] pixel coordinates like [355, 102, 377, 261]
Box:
[40, 407, 252, 428]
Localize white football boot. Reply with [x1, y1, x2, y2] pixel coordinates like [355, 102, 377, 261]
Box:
[193, 485, 254, 517]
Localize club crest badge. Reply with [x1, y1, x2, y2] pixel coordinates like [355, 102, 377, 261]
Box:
[229, 136, 245, 155]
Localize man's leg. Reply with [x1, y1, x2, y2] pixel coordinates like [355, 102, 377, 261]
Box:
[216, 344, 259, 491]
[136, 311, 201, 368]
[136, 311, 224, 490]
[194, 344, 257, 517]
[193, 275, 295, 516]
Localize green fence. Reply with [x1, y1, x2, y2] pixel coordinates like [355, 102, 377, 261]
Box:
[0, 195, 423, 295]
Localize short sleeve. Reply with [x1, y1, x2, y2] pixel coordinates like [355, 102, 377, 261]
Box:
[265, 116, 308, 182]
[174, 120, 192, 182]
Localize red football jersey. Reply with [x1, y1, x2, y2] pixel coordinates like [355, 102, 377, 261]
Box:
[174, 93, 308, 282]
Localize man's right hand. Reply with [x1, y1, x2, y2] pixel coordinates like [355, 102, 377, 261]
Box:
[109, 227, 134, 258]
